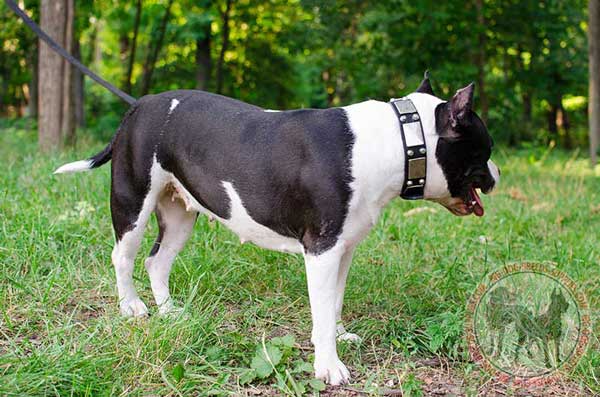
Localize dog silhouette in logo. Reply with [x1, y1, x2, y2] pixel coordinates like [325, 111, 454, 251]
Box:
[514, 288, 570, 367]
[484, 286, 514, 357]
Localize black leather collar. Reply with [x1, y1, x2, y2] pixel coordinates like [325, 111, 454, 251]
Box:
[389, 98, 427, 200]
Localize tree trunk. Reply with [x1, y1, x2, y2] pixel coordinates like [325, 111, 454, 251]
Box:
[28, 41, 39, 119]
[124, 0, 142, 94]
[559, 100, 572, 149]
[547, 103, 558, 140]
[39, 0, 75, 151]
[61, 0, 75, 146]
[195, 23, 212, 90]
[522, 92, 532, 123]
[119, 34, 129, 65]
[589, 0, 600, 166]
[73, 38, 85, 128]
[140, 0, 174, 95]
[216, 0, 233, 94]
[475, 0, 488, 122]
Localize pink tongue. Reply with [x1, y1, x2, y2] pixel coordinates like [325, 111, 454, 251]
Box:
[470, 187, 484, 217]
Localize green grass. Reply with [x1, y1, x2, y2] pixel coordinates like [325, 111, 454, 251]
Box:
[0, 122, 598, 396]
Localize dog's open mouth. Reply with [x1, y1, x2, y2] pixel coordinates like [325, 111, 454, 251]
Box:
[437, 186, 485, 217]
[466, 186, 484, 217]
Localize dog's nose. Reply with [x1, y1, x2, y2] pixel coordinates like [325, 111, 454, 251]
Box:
[487, 160, 500, 186]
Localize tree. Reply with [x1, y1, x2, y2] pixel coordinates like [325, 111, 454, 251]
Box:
[140, 0, 174, 95]
[196, 21, 211, 90]
[215, 0, 233, 94]
[124, 0, 142, 95]
[590, 0, 600, 166]
[38, 0, 75, 151]
[475, 0, 488, 122]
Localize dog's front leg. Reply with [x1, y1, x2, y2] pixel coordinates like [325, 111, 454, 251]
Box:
[335, 247, 361, 342]
[304, 241, 350, 385]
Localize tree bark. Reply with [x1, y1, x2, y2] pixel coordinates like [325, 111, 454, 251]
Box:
[559, 99, 572, 149]
[140, 0, 174, 95]
[39, 0, 75, 151]
[196, 22, 212, 90]
[73, 38, 85, 128]
[61, 0, 75, 146]
[124, 0, 142, 94]
[28, 41, 39, 119]
[547, 103, 558, 139]
[475, 0, 488, 122]
[589, 0, 600, 166]
[522, 92, 532, 123]
[216, 0, 233, 94]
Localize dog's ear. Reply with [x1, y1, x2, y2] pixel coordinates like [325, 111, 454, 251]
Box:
[415, 70, 435, 96]
[449, 83, 474, 128]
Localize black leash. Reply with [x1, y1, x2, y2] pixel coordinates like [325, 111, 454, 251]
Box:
[5, 0, 137, 105]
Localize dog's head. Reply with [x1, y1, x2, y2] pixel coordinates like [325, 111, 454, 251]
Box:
[412, 74, 500, 216]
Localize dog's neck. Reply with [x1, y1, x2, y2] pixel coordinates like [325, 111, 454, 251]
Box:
[343, 94, 449, 215]
[403, 93, 449, 200]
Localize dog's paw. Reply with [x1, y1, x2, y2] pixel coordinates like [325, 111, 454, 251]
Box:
[337, 332, 362, 343]
[120, 298, 149, 317]
[157, 301, 185, 317]
[314, 357, 350, 385]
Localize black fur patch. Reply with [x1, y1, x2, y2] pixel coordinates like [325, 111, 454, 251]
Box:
[434, 101, 495, 202]
[110, 90, 355, 255]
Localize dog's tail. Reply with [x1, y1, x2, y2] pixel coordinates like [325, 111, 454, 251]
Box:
[54, 103, 139, 175]
[53, 139, 114, 174]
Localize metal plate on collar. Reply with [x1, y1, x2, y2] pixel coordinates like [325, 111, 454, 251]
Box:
[408, 157, 426, 180]
[403, 121, 424, 146]
[393, 100, 417, 114]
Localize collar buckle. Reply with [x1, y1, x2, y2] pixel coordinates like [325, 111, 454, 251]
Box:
[390, 98, 427, 200]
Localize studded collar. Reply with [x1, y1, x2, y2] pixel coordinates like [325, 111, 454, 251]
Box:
[389, 98, 427, 200]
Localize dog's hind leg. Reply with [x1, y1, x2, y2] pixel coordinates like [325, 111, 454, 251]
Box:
[111, 160, 166, 317]
[497, 328, 505, 356]
[144, 188, 197, 315]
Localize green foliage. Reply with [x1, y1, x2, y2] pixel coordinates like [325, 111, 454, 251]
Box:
[0, 123, 598, 395]
[0, 0, 591, 148]
[401, 373, 424, 397]
[0, 0, 38, 113]
[240, 335, 326, 395]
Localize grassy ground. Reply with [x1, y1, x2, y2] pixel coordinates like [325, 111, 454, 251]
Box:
[0, 121, 598, 396]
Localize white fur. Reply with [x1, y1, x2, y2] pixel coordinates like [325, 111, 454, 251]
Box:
[220, 182, 303, 253]
[105, 95, 496, 384]
[335, 247, 361, 343]
[488, 159, 500, 185]
[304, 241, 351, 385]
[152, 169, 303, 254]
[53, 160, 93, 174]
[312, 95, 450, 370]
[264, 109, 280, 112]
[111, 157, 169, 317]
[144, 190, 196, 314]
[168, 99, 180, 114]
[339, 93, 447, 247]
[299, 96, 450, 383]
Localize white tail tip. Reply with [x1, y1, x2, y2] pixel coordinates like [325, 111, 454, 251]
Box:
[54, 160, 93, 174]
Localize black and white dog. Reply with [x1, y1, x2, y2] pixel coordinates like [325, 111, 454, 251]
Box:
[55, 75, 499, 385]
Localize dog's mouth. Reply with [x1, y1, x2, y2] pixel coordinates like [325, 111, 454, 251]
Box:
[466, 186, 484, 217]
[437, 186, 485, 217]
